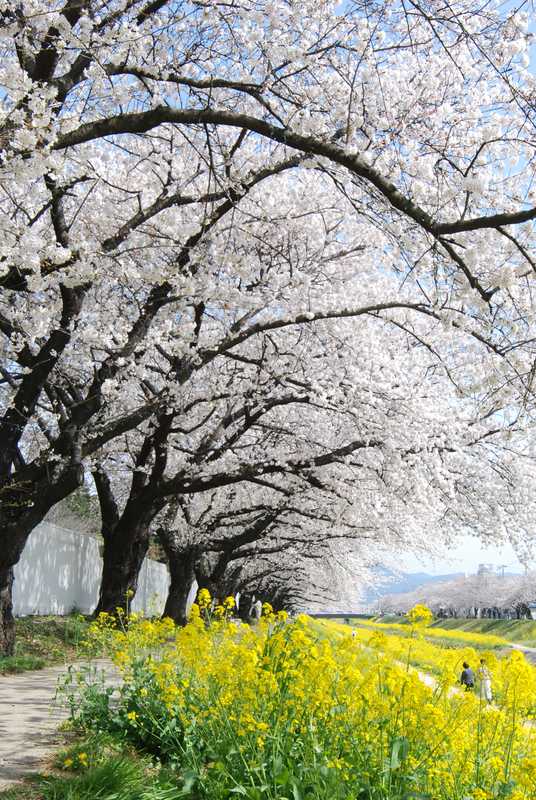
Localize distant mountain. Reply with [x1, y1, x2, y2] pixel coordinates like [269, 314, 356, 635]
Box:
[361, 569, 464, 604]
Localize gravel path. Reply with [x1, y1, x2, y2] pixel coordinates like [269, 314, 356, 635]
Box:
[0, 660, 112, 790]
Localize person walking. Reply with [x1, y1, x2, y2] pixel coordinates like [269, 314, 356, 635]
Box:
[460, 661, 475, 691]
[478, 658, 493, 703]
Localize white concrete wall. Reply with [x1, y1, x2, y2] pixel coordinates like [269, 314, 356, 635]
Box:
[13, 522, 169, 616]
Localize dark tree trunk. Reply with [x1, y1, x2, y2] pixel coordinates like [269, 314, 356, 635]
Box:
[0, 568, 15, 656]
[156, 522, 199, 626]
[194, 551, 231, 601]
[95, 508, 157, 616]
[0, 466, 84, 655]
[195, 555, 216, 595]
[237, 592, 254, 621]
[94, 410, 174, 617]
[0, 523, 27, 656]
[162, 547, 197, 626]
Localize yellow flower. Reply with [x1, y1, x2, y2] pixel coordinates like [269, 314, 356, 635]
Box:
[63, 758, 74, 769]
[406, 604, 434, 627]
[472, 789, 491, 800]
[113, 649, 129, 667]
[72, 598, 536, 799]
[197, 588, 211, 609]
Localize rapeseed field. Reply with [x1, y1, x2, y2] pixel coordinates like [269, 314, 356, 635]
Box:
[61, 599, 536, 800]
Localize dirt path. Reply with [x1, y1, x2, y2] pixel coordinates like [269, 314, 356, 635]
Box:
[0, 660, 111, 790]
[509, 643, 536, 663]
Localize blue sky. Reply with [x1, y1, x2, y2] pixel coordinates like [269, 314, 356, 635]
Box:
[400, 536, 529, 576]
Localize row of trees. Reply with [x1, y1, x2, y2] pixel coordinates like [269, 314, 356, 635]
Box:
[379, 572, 536, 620]
[2, 0, 536, 653]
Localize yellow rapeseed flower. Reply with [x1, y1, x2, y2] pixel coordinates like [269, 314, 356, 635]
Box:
[73, 602, 536, 800]
[197, 588, 211, 609]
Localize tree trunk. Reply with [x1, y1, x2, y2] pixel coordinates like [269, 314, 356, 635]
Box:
[237, 592, 254, 621]
[0, 464, 84, 655]
[156, 525, 198, 626]
[95, 512, 155, 616]
[0, 568, 15, 656]
[162, 548, 197, 626]
[194, 552, 215, 594]
[0, 524, 26, 656]
[0, 506, 61, 655]
[194, 551, 231, 600]
[516, 602, 531, 620]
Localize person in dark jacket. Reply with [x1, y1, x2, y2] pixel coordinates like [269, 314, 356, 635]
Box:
[460, 662, 475, 690]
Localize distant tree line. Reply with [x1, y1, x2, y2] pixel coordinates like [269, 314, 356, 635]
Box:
[379, 574, 536, 620]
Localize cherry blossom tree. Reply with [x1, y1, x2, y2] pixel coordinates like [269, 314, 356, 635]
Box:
[223, 536, 380, 615]
[380, 570, 536, 619]
[154, 479, 397, 623]
[87, 305, 536, 620]
[1, 0, 536, 653]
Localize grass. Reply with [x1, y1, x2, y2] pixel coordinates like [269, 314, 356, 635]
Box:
[0, 734, 182, 800]
[349, 617, 508, 651]
[428, 617, 536, 647]
[38, 758, 173, 800]
[0, 781, 43, 800]
[359, 615, 536, 649]
[0, 615, 91, 675]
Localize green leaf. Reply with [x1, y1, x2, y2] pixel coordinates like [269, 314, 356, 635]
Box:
[390, 736, 410, 771]
[402, 794, 432, 800]
[275, 768, 290, 786]
[273, 755, 284, 775]
[180, 769, 198, 793]
[292, 782, 303, 800]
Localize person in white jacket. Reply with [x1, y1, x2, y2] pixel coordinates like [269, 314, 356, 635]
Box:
[478, 658, 493, 703]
